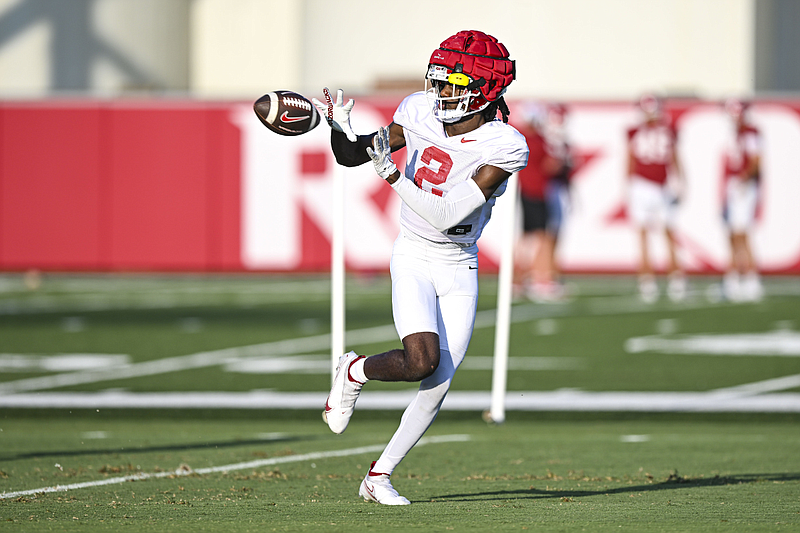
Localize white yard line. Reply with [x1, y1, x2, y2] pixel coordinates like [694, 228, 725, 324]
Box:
[709, 373, 800, 397]
[0, 296, 722, 395]
[0, 293, 796, 414]
[0, 434, 470, 500]
[2, 389, 800, 412]
[0, 322, 414, 395]
[0, 278, 337, 315]
[0, 334, 334, 395]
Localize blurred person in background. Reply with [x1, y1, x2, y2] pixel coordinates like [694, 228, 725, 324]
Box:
[514, 102, 571, 302]
[626, 94, 687, 303]
[541, 103, 573, 298]
[721, 98, 763, 302]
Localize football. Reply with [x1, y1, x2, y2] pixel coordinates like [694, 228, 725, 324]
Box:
[253, 91, 321, 136]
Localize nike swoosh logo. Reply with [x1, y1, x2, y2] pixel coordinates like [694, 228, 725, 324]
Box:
[365, 482, 376, 500]
[460, 138, 477, 143]
[280, 111, 310, 123]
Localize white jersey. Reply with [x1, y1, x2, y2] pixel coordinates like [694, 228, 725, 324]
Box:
[393, 92, 529, 244]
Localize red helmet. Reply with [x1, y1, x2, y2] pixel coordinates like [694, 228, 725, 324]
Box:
[639, 93, 663, 119]
[426, 30, 516, 122]
[725, 97, 750, 120]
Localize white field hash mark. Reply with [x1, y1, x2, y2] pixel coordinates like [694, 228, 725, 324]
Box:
[0, 434, 470, 500]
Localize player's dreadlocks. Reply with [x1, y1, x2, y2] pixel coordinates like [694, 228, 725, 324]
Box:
[483, 97, 510, 123]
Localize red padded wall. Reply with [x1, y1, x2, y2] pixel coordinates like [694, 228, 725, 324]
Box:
[0, 103, 104, 269]
[0, 101, 242, 271]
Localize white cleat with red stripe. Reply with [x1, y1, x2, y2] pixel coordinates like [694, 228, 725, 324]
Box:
[359, 462, 410, 505]
[322, 351, 365, 434]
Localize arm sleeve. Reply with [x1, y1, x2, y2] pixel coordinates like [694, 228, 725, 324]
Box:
[330, 130, 375, 167]
[390, 177, 486, 232]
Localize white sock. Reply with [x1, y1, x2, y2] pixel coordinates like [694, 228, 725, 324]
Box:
[372, 379, 450, 476]
[348, 356, 368, 384]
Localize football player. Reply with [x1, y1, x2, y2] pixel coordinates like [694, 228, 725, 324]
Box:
[722, 98, 763, 302]
[313, 30, 528, 505]
[626, 94, 687, 303]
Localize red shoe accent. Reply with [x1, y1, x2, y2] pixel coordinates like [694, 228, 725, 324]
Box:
[367, 460, 391, 477]
[363, 482, 377, 501]
[347, 356, 366, 385]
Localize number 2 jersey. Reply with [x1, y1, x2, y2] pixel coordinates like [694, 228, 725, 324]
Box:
[393, 91, 529, 245]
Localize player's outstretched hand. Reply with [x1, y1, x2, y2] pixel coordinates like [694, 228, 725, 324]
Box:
[311, 88, 357, 142]
[366, 126, 398, 180]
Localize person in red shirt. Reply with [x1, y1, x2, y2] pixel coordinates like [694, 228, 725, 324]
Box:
[542, 103, 572, 298]
[514, 103, 567, 301]
[722, 98, 763, 301]
[626, 94, 687, 303]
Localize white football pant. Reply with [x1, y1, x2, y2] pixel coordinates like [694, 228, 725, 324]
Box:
[724, 178, 759, 233]
[628, 175, 678, 230]
[372, 232, 478, 475]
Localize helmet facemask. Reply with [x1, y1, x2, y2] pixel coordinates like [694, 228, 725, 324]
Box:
[424, 64, 489, 123]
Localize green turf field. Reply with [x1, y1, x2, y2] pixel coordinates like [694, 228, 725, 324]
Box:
[1, 273, 799, 531]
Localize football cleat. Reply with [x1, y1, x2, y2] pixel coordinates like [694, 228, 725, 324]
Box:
[722, 271, 742, 302]
[638, 275, 659, 304]
[741, 272, 764, 302]
[322, 351, 365, 434]
[359, 462, 410, 505]
[667, 273, 687, 302]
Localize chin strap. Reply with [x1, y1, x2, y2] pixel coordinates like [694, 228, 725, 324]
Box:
[466, 78, 486, 92]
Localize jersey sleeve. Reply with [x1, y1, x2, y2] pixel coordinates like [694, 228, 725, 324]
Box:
[485, 129, 529, 174]
[392, 92, 426, 130]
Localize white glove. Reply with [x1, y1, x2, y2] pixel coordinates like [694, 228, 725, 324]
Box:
[366, 126, 398, 180]
[311, 88, 357, 142]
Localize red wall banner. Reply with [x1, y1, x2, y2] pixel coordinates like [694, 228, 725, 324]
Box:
[1, 98, 799, 274]
[0, 101, 242, 271]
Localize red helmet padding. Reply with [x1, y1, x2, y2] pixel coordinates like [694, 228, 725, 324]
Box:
[428, 30, 515, 103]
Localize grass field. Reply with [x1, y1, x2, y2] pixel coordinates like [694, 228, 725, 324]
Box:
[1, 273, 799, 531]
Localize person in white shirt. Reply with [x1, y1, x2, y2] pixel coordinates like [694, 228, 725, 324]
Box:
[312, 30, 528, 505]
